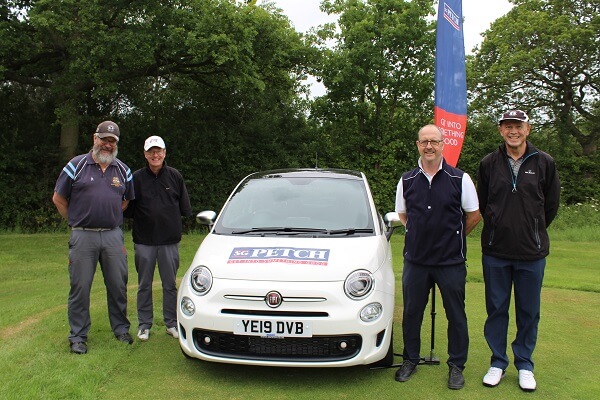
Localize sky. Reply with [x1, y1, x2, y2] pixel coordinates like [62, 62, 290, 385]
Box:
[266, 0, 514, 53]
[264, 0, 514, 96]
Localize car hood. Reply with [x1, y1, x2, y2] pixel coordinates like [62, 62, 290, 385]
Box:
[189, 233, 390, 282]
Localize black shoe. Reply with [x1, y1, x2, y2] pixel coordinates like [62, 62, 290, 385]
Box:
[395, 360, 417, 382]
[448, 364, 465, 390]
[116, 332, 133, 344]
[70, 342, 87, 354]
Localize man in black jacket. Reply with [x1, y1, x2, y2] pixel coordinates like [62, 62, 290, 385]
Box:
[477, 110, 560, 392]
[125, 136, 192, 341]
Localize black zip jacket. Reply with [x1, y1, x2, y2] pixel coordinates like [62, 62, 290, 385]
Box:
[477, 142, 560, 261]
[124, 161, 193, 245]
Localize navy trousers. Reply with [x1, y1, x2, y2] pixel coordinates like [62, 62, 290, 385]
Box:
[402, 261, 469, 368]
[482, 255, 545, 371]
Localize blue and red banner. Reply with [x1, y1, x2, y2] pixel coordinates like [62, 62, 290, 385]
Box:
[435, 1, 467, 167]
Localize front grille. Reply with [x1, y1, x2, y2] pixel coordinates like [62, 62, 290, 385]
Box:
[221, 309, 328, 317]
[193, 329, 362, 362]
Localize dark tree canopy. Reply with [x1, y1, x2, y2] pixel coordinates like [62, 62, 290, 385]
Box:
[1, 0, 598, 231]
[469, 0, 600, 156]
[0, 0, 312, 162]
[309, 0, 437, 210]
[0, 0, 316, 230]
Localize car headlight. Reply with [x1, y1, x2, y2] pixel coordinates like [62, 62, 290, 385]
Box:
[190, 266, 213, 295]
[180, 296, 196, 316]
[344, 269, 374, 300]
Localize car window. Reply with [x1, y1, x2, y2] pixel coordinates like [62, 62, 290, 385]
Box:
[216, 177, 374, 233]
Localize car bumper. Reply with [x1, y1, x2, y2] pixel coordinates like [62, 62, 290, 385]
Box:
[177, 278, 394, 367]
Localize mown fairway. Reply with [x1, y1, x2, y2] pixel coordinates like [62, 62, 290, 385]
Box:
[0, 233, 598, 399]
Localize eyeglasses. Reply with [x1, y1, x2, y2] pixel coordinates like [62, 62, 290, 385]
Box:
[417, 139, 443, 147]
[145, 149, 165, 156]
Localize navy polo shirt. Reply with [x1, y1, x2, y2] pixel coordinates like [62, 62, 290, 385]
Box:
[54, 152, 134, 228]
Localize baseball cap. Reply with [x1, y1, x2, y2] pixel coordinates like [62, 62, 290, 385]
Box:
[95, 121, 120, 141]
[498, 110, 529, 124]
[144, 136, 166, 151]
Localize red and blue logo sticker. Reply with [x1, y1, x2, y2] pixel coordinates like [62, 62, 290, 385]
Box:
[228, 247, 330, 265]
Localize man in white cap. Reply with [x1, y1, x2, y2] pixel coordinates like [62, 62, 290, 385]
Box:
[124, 135, 192, 341]
[477, 109, 560, 392]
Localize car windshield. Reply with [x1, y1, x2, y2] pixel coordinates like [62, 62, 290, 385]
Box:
[214, 175, 375, 235]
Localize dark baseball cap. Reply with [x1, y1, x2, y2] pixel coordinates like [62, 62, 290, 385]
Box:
[498, 110, 529, 124]
[95, 121, 120, 141]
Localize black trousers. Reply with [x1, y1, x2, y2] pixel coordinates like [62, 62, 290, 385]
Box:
[401, 260, 469, 368]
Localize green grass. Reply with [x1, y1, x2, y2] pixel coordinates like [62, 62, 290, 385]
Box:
[0, 232, 599, 399]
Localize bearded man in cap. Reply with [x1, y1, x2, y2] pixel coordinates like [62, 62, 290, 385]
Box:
[52, 120, 135, 354]
[124, 136, 192, 342]
[477, 110, 560, 392]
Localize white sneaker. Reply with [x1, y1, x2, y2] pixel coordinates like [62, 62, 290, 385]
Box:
[137, 329, 150, 341]
[519, 370, 537, 392]
[483, 367, 505, 387]
[166, 326, 179, 339]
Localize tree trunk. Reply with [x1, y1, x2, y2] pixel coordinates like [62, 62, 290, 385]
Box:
[58, 100, 80, 163]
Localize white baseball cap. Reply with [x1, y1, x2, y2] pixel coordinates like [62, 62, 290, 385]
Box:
[144, 136, 166, 151]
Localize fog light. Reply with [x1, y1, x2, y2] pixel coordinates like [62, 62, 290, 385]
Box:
[339, 341, 348, 350]
[203, 335, 212, 345]
[360, 302, 383, 322]
[181, 296, 196, 316]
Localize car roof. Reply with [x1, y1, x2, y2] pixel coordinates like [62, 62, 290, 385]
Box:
[245, 168, 364, 181]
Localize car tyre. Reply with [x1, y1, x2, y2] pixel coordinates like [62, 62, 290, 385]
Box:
[180, 346, 194, 360]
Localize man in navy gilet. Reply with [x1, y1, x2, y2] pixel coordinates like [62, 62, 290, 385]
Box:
[394, 124, 481, 389]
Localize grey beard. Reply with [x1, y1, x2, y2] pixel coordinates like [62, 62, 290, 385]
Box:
[93, 147, 118, 164]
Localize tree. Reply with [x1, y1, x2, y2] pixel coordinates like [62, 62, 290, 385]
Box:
[468, 0, 600, 157]
[0, 0, 311, 164]
[308, 0, 437, 211]
[0, 0, 316, 230]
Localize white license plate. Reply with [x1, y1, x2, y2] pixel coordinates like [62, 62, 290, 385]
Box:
[233, 318, 313, 338]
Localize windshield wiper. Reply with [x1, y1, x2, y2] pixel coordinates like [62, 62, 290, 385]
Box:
[231, 227, 374, 236]
[327, 228, 374, 235]
[231, 227, 329, 235]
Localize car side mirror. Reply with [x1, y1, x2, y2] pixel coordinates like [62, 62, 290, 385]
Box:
[383, 212, 402, 240]
[196, 210, 217, 226]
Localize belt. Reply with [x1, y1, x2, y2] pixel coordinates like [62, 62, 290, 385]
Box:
[72, 227, 114, 231]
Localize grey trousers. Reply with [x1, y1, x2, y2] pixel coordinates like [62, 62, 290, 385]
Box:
[134, 243, 180, 330]
[67, 228, 130, 343]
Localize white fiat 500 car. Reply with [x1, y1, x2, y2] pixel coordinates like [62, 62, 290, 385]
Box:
[177, 168, 401, 367]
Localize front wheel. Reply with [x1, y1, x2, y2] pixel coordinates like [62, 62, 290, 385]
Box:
[180, 346, 194, 359]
